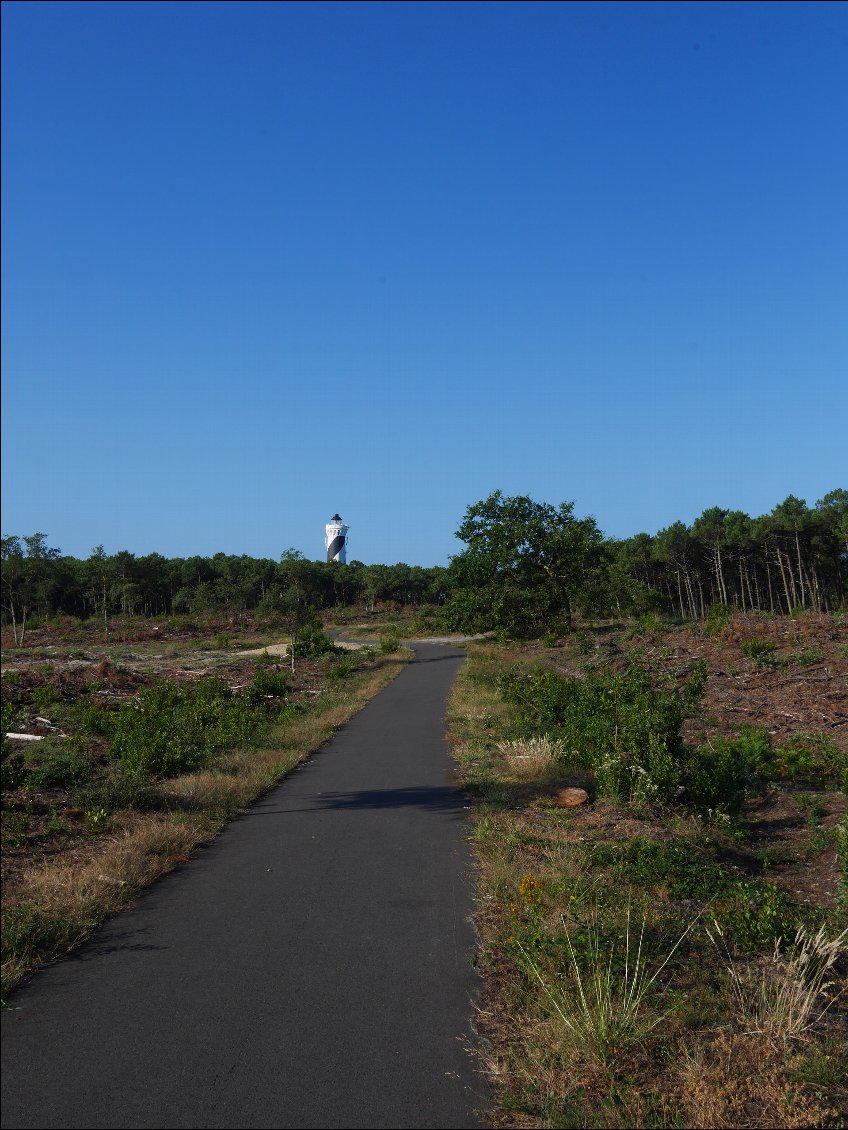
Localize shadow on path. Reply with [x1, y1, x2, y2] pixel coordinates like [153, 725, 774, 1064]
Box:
[243, 785, 469, 817]
[310, 785, 469, 811]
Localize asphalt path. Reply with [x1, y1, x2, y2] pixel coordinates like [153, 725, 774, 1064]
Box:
[2, 643, 485, 1130]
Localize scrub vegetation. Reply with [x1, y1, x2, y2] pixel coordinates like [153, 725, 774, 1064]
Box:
[447, 620, 846, 1129]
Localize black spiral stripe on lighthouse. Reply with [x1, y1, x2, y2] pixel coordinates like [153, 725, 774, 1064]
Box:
[327, 535, 346, 562]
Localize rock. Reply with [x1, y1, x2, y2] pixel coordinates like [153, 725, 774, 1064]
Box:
[553, 787, 589, 808]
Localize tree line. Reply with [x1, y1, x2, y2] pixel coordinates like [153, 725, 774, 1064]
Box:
[2, 489, 845, 641]
[0, 539, 449, 643]
[445, 489, 846, 637]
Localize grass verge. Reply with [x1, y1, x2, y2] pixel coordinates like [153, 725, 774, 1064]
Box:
[1, 649, 410, 997]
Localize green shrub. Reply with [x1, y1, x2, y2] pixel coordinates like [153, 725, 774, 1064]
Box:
[627, 613, 667, 640]
[684, 726, 775, 815]
[2, 701, 20, 733]
[715, 879, 800, 950]
[246, 669, 290, 704]
[75, 699, 115, 737]
[410, 609, 442, 635]
[589, 837, 734, 902]
[705, 604, 731, 637]
[775, 733, 847, 789]
[785, 643, 824, 666]
[326, 658, 353, 682]
[110, 678, 262, 777]
[31, 684, 59, 711]
[740, 637, 778, 667]
[572, 629, 594, 654]
[24, 741, 93, 789]
[294, 625, 339, 659]
[499, 659, 707, 804]
[379, 632, 401, 654]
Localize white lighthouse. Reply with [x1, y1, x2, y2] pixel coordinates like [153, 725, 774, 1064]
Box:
[325, 513, 349, 564]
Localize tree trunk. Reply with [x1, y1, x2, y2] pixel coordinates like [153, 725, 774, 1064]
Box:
[682, 569, 697, 620]
[715, 545, 728, 605]
[6, 596, 19, 646]
[765, 551, 775, 613]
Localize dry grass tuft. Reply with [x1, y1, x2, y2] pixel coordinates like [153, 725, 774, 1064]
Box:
[497, 735, 561, 778]
[708, 921, 847, 1044]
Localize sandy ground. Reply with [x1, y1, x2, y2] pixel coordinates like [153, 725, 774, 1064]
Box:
[235, 633, 488, 658]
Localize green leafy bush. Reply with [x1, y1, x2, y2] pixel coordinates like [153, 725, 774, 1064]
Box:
[588, 837, 734, 902]
[572, 630, 594, 655]
[246, 669, 290, 702]
[379, 632, 401, 654]
[294, 625, 339, 659]
[785, 644, 824, 667]
[75, 699, 115, 737]
[684, 726, 776, 815]
[705, 604, 731, 637]
[24, 741, 93, 789]
[626, 613, 667, 640]
[775, 733, 847, 789]
[499, 660, 707, 804]
[31, 684, 59, 711]
[714, 879, 800, 950]
[740, 637, 778, 667]
[2, 700, 20, 734]
[326, 658, 353, 682]
[110, 678, 261, 777]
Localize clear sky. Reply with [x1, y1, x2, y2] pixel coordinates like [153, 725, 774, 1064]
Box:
[2, 0, 846, 566]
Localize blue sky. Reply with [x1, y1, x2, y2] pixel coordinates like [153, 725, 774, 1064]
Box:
[2, 0, 846, 566]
